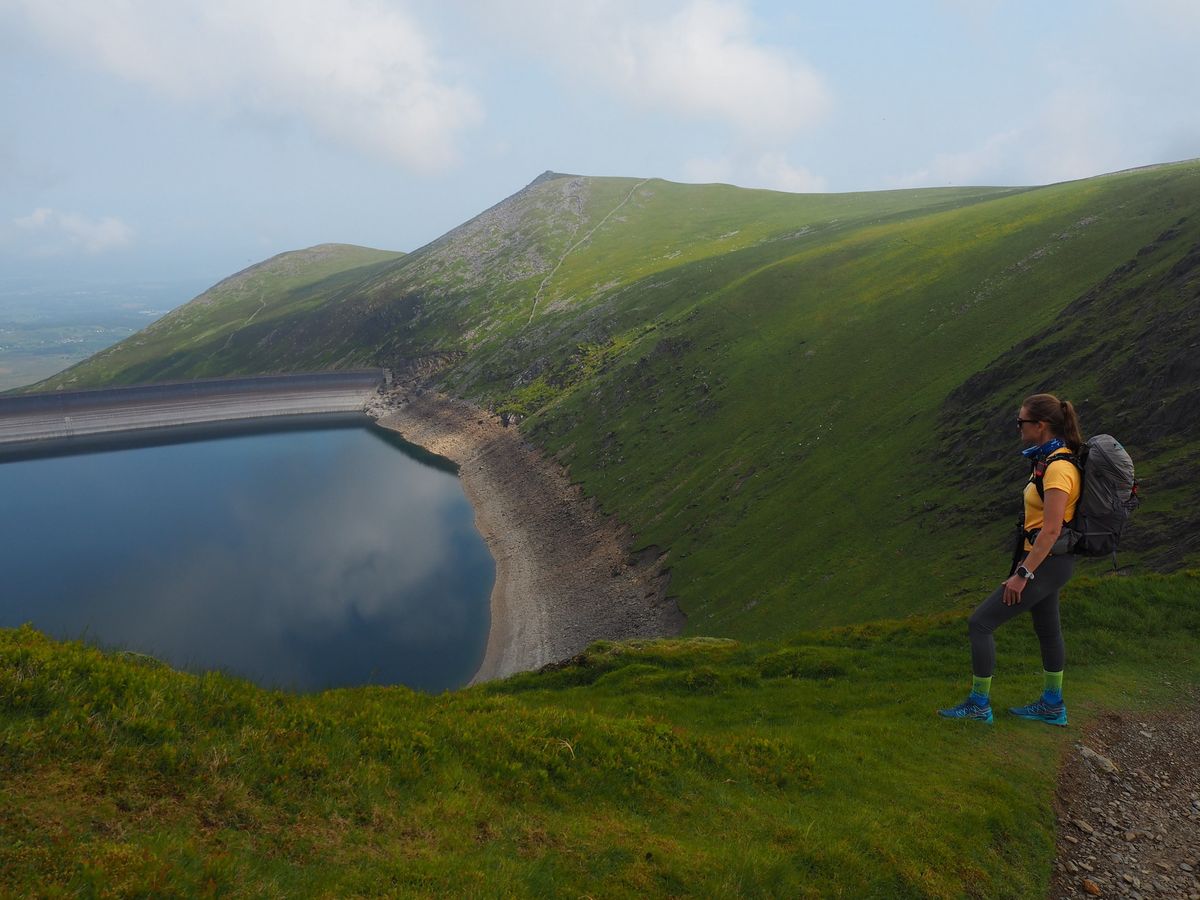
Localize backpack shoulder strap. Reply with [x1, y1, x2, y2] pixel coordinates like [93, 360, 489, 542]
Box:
[1030, 451, 1080, 500]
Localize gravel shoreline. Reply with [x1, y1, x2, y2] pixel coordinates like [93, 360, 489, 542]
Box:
[369, 387, 684, 684]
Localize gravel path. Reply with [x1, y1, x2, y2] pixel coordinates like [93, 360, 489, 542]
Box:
[1052, 695, 1200, 899]
[370, 387, 683, 683]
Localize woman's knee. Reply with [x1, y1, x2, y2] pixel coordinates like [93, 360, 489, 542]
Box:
[968, 608, 993, 637]
[969, 589, 1006, 636]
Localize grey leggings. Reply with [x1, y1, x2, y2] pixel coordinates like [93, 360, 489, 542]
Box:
[968, 554, 1075, 678]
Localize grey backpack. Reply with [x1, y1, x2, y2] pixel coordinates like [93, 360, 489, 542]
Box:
[1032, 434, 1140, 563]
[1071, 435, 1140, 559]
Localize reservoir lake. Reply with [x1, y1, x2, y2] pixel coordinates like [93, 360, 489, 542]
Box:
[0, 422, 494, 692]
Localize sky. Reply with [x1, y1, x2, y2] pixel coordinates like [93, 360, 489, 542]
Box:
[2, 0, 1199, 290]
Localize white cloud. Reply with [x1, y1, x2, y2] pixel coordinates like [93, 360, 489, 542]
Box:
[752, 152, 827, 193]
[681, 152, 826, 193]
[481, 0, 830, 141]
[891, 81, 1135, 188]
[9, 0, 481, 172]
[12, 207, 134, 254]
[892, 130, 1021, 188]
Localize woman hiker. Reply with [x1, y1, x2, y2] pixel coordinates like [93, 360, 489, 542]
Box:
[938, 393, 1083, 725]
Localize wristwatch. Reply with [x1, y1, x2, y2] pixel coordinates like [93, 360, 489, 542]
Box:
[1016, 565, 1036, 581]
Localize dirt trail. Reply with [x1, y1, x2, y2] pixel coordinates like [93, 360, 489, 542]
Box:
[1051, 696, 1200, 899]
[369, 387, 683, 683]
[526, 179, 648, 325]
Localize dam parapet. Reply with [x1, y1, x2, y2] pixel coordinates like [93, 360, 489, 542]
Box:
[0, 371, 385, 456]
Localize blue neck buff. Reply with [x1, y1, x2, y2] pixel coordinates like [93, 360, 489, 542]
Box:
[1022, 437, 1066, 461]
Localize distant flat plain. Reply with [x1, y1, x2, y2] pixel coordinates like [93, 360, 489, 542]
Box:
[0, 277, 202, 392]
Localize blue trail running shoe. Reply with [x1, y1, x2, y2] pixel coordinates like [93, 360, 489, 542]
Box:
[1008, 698, 1068, 726]
[937, 696, 994, 724]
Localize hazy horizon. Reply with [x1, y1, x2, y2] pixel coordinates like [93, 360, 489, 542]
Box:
[3, 1, 1199, 290]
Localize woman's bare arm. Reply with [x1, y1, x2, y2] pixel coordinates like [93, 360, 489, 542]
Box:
[1025, 487, 1069, 573]
[1002, 487, 1069, 604]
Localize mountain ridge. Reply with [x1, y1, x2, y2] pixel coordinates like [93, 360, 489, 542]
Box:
[29, 160, 1200, 636]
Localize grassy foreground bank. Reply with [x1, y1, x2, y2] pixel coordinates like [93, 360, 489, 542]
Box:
[3, 572, 1197, 897]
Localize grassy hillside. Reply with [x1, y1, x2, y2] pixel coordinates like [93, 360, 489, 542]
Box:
[518, 163, 1200, 637]
[36, 243, 404, 388]
[32, 161, 1200, 637]
[4, 572, 1197, 896]
[36, 174, 1019, 392]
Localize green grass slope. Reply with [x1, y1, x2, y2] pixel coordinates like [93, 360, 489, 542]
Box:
[513, 162, 1200, 637]
[28, 162, 1200, 638]
[34, 174, 1018, 392]
[3, 572, 1197, 896]
[33, 243, 404, 389]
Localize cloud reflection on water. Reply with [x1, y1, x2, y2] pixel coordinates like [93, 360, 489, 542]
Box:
[0, 426, 493, 691]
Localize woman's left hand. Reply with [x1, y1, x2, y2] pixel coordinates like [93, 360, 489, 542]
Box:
[1002, 575, 1027, 606]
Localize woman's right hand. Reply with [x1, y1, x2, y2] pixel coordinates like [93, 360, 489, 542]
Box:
[1002, 574, 1027, 606]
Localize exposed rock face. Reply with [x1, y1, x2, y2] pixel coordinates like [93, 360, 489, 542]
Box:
[369, 385, 683, 682]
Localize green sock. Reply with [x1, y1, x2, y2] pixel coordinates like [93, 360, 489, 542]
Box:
[1043, 670, 1063, 702]
[971, 675, 992, 701]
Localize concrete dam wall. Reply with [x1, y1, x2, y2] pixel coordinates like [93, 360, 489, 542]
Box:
[0, 372, 386, 457]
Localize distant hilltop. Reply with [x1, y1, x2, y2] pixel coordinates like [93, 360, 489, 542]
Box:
[527, 170, 579, 188]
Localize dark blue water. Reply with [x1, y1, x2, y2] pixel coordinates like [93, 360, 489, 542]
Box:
[0, 423, 493, 692]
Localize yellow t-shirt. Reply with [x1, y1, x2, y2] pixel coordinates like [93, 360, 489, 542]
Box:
[1022, 451, 1082, 549]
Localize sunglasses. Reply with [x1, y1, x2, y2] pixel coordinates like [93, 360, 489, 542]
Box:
[1016, 418, 1040, 428]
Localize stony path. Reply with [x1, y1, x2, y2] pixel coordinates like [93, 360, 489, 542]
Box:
[1051, 695, 1200, 899]
[526, 179, 649, 325]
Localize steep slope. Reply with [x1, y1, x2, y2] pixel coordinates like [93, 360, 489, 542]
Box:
[35, 174, 1016, 390]
[34, 162, 1200, 638]
[35, 243, 403, 389]
[939, 214, 1200, 571]
[512, 162, 1200, 636]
